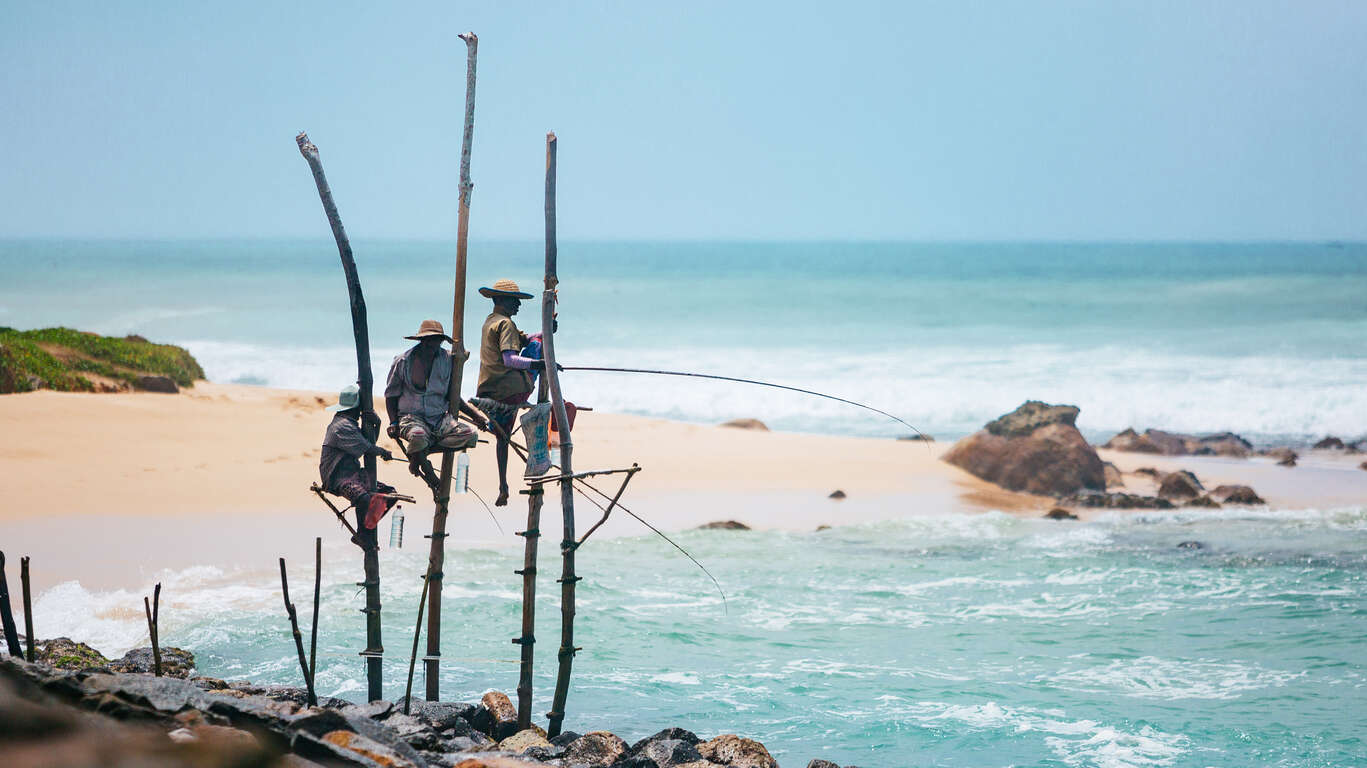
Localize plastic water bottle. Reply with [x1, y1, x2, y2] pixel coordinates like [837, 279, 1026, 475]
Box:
[389, 507, 405, 548]
[454, 452, 469, 494]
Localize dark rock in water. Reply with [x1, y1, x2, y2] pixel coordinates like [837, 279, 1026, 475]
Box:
[135, 374, 179, 393]
[642, 737, 704, 766]
[1197, 432, 1254, 458]
[1044, 508, 1078, 520]
[698, 733, 780, 768]
[1102, 461, 1123, 488]
[1157, 470, 1203, 500]
[1177, 540, 1205, 549]
[1212, 484, 1265, 505]
[1360, 461, 1367, 471]
[391, 697, 476, 733]
[808, 760, 842, 768]
[898, 433, 935, 441]
[1278, 454, 1297, 467]
[1259, 447, 1298, 466]
[477, 690, 518, 740]
[1314, 436, 1346, 450]
[1103, 428, 1251, 458]
[110, 646, 196, 679]
[944, 401, 1105, 496]
[1131, 467, 1160, 478]
[698, 520, 751, 530]
[1061, 491, 1175, 509]
[34, 637, 110, 670]
[828, 489, 847, 499]
[815, 524, 832, 532]
[1183, 495, 1221, 508]
[721, 418, 769, 431]
[549, 730, 582, 748]
[566, 730, 629, 765]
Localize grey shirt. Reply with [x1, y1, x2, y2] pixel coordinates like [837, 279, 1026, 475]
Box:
[319, 412, 383, 486]
[384, 344, 452, 424]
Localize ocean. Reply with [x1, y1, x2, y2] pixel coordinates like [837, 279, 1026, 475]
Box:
[5, 239, 1367, 766]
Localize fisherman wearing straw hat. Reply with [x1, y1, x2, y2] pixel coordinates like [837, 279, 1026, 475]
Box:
[384, 320, 482, 476]
[320, 384, 398, 544]
[475, 279, 543, 506]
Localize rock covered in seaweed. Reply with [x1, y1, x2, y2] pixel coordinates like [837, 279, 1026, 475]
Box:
[110, 646, 196, 678]
[943, 401, 1105, 496]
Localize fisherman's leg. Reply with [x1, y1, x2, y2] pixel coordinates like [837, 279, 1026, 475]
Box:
[490, 409, 516, 506]
[397, 415, 432, 455]
[331, 474, 376, 548]
[433, 413, 478, 451]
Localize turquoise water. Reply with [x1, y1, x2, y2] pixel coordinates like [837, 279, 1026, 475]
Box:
[2, 239, 1365, 442]
[34, 507, 1367, 767]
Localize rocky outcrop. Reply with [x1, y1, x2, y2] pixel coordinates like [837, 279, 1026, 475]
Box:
[1314, 436, 1346, 450]
[1212, 485, 1266, 505]
[1044, 508, 1078, 520]
[135, 374, 179, 393]
[1102, 462, 1123, 488]
[111, 646, 196, 678]
[720, 419, 768, 431]
[473, 690, 519, 741]
[698, 520, 751, 530]
[1060, 491, 1175, 509]
[828, 490, 847, 499]
[697, 734, 779, 768]
[562, 730, 628, 766]
[1157, 470, 1203, 500]
[1102, 429, 1251, 458]
[33, 637, 109, 670]
[943, 401, 1104, 496]
[1259, 447, 1298, 466]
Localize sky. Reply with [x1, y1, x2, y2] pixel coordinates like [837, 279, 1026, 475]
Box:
[2, 1, 1364, 240]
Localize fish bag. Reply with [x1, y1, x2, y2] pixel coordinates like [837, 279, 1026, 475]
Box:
[521, 402, 553, 477]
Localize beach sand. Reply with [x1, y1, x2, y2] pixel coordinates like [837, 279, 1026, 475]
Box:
[3, 383, 1361, 593]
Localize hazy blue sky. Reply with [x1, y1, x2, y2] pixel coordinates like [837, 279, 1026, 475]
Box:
[2, 2, 1364, 240]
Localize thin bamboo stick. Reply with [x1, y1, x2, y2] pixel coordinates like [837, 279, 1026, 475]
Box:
[142, 582, 162, 677]
[541, 132, 579, 738]
[403, 567, 432, 715]
[309, 537, 321, 692]
[297, 131, 383, 702]
[20, 557, 34, 662]
[279, 559, 317, 707]
[0, 552, 21, 657]
[427, 30, 480, 703]
[514, 485, 544, 729]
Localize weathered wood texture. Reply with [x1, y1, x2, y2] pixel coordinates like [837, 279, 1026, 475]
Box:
[20, 556, 34, 662]
[514, 485, 543, 728]
[279, 559, 317, 707]
[142, 583, 162, 677]
[309, 537, 321, 690]
[0, 552, 21, 657]
[404, 568, 432, 714]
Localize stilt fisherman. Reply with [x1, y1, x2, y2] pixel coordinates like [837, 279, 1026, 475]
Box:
[320, 384, 396, 546]
[475, 279, 543, 505]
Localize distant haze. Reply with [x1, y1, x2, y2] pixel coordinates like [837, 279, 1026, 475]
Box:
[2, 1, 1365, 240]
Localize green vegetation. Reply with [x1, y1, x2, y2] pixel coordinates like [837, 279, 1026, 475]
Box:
[0, 327, 204, 394]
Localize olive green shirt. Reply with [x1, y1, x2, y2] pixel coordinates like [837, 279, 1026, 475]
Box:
[476, 311, 532, 400]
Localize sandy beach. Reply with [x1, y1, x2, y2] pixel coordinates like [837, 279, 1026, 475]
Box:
[6, 382, 1363, 597]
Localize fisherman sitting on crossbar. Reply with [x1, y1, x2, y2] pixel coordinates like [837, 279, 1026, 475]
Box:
[320, 384, 398, 542]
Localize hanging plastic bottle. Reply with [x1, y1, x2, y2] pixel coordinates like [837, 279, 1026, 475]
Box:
[454, 452, 469, 494]
[389, 506, 405, 548]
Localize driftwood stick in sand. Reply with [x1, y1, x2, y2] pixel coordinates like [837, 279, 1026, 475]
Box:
[514, 485, 544, 729]
[309, 537, 321, 693]
[297, 131, 383, 702]
[403, 567, 432, 715]
[279, 559, 317, 707]
[20, 556, 35, 662]
[426, 30, 479, 702]
[541, 132, 579, 738]
[0, 552, 22, 657]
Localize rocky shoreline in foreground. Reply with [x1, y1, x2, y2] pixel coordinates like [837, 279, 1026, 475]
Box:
[2, 641, 856, 768]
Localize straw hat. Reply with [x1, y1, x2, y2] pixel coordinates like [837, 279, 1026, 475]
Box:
[327, 384, 361, 411]
[478, 278, 534, 299]
[404, 319, 454, 343]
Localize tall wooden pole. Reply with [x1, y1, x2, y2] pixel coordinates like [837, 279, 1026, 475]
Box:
[426, 30, 479, 702]
[296, 132, 383, 702]
[0, 552, 22, 657]
[542, 132, 579, 738]
[513, 485, 543, 728]
[309, 537, 321, 692]
[20, 557, 34, 662]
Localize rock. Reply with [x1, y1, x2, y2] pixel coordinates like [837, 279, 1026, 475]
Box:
[498, 727, 551, 753]
[1183, 495, 1221, 508]
[1043, 508, 1077, 520]
[1212, 485, 1265, 505]
[1102, 461, 1123, 488]
[815, 525, 831, 531]
[1196, 432, 1253, 458]
[1156, 470, 1203, 500]
[34, 637, 110, 670]
[477, 690, 518, 740]
[898, 434, 935, 441]
[828, 489, 846, 499]
[1102, 428, 1159, 453]
[807, 761, 842, 768]
[1131, 467, 1160, 478]
[134, 374, 179, 393]
[629, 728, 702, 755]
[720, 418, 768, 431]
[319, 729, 420, 768]
[109, 646, 196, 678]
[1314, 436, 1346, 450]
[1361, 461, 1367, 471]
[1260, 447, 1298, 465]
[697, 734, 779, 768]
[391, 697, 477, 733]
[1060, 491, 1175, 509]
[943, 401, 1105, 496]
[548, 730, 581, 748]
[1103, 428, 1251, 457]
[697, 520, 750, 530]
[1177, 541, 1205, 549]
[189, 676, 229, 691]
[355, 699, 396, 720]
[642, 737, 704, 766]
[524, 744, 567, 762]
[83, 672, 209, 714]
[563, 730, 629, 766]
[1278, 455, 1297, 467]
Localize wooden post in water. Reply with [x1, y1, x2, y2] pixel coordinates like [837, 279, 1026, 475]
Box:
[0, 552, 22, 657]
[20, 557, 34, 662]
[296, 132, 383, 702]
[541, 132, 579, 738]
[513, 485, 543, 728]
[309, 537, 321, 691]
[279, 559, 317, 706]
[426, 30, 479, 703]
[142, 582, 162, 677]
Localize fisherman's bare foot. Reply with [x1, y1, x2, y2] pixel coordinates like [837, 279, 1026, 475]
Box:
[495, 487, 509, 507]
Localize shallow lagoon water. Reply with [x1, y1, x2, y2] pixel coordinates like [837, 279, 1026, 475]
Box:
[36, 505, 1367, 767]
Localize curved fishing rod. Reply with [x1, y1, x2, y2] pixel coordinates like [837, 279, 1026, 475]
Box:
[562, 366, 929, 442]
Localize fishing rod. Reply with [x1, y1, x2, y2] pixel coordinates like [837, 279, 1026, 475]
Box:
[561, 366, 928, 441]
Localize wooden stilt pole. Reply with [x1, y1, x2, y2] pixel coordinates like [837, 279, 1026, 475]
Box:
[297, 132, 383, 702]
[426, 30, 479, 703]
[541, 132, 579, 738]
[280, 559, 317, 707]
[309, 537, 321, 692]
[20, 557, 34, 662]
[0, 552, 22, 657]
[514, 485, 543, 729]
[403, 568, 431, 714]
